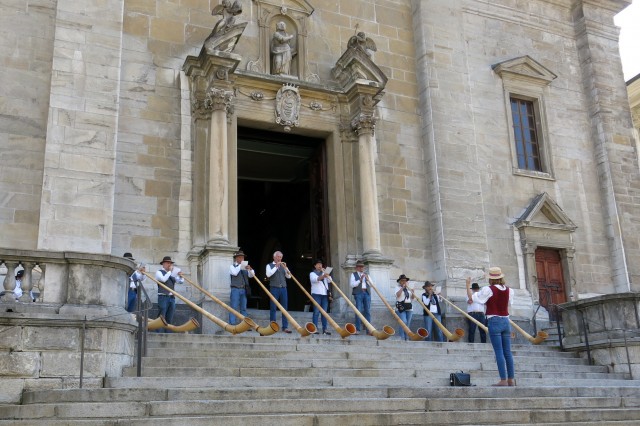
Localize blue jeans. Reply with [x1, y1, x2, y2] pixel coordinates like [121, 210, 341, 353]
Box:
[269, 286, 289, 330]
[396, 309, 413, 340]
[312, 293, 329, 332]
[229, 287, 248, 325]
[423, 313, 444, 342]
[354, 292, 371, 331]
[488, 316, 515, 380]
[157, 294, 176, 333]
[126, 288, 137, 313]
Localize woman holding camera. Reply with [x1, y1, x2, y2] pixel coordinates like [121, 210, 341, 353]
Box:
[394, 274, 414, 340]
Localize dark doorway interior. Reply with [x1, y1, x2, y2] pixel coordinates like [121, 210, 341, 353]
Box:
[237, 127, 329, 311]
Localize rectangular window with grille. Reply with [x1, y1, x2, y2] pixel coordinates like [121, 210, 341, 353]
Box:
[510, 97, 542, 171]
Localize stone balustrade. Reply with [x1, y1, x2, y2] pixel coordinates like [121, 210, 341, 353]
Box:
[560, 293, 640, 377]
[0, 249, 137, 403]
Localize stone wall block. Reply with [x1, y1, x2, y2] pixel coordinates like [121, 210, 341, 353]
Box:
[40, 352, 106, 377]
[0, 326, 23, 351]
[105, 328, 135, 355]
[0, 379, 26, 404]
[24, 327, 79, 351]
[0, 352, 40, 377]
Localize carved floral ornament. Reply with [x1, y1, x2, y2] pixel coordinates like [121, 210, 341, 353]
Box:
[191, 88, 235, 117]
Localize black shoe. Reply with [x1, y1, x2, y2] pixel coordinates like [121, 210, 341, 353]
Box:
[323, 331, 331, 335]
[282, 328, 292, 334]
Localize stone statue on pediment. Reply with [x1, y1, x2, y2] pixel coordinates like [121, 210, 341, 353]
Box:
[347, 32, 377, 56]
[204, 0, 247, 54]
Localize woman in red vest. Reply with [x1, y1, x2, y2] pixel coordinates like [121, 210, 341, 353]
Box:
[466, 267, 515, 386]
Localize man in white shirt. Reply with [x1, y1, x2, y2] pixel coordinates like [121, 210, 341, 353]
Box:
[349, 260, 371, 335]
[229, 250, 255, 325]
[154, 256, 184, 332]
[467, 282, 487, 343]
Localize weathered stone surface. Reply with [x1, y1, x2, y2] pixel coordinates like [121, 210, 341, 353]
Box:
[0, 352, 39, 377]
[23, 327, 79, 351]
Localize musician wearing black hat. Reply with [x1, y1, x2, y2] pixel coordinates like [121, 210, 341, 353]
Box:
[467, 282, 487, 343]
[154, 256, 184, 332]
[394, 274, 415, 341]
[422, 281, 445, 342]
[349, 260, 371, 335]
[229, 250, 254, 325]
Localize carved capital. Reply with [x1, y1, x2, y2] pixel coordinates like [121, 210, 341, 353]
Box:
[351, 113, 376, 136]
[206, 88, 235, 114]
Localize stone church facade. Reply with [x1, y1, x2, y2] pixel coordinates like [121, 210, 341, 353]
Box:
[1, 0, 638, 326]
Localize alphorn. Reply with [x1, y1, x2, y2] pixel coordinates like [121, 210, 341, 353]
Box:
[143, 271, 255, 334]
[410, 288, 465, 342]
[509, 319, 548, 344]
[252, 275, 316, 337]
[286, 269, 356, 338]
[182, 276, 279, 336]
[439, 294, 488, 333]
[165, 317, 200, 333]
[328, 277, 395, 340]
[147, 316, 167, 331]
[367, 277, 428, 341]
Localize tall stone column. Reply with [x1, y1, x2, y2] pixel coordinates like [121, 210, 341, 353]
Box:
[184, 50, 241, 334]
[352, 113, 382, 256]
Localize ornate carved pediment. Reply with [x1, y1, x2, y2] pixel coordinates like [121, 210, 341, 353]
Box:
[514, 192, 577, 232]
[332, 34, 388, 90]
[492, 55, 557, 85]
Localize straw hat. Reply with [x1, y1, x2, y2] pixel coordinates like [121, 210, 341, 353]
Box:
[488, 267, 504, 280]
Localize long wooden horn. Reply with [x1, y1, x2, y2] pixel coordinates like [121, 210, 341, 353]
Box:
[410, 288, 464, 342]
[366, 277, 428, 341]
[182, 276, 279, 336]
[143, 271, 255, 334]
[439, 294, 488, 333]
[328, 277, 395, 340]
[286, 269, 356, 339]
[252, 276, 316, 337]
[509, 319, 548, 344]
[165, 318, 200, 333]
[147, 315, 167, 331]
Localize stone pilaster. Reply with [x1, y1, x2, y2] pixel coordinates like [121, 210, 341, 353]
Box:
[37, 0, 125, 253]
[573, 0, 640, 292]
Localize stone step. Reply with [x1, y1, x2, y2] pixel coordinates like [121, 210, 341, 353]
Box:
[23, 385, 640, 405]
[3, 396, 640, 420]
[121, 365, 624, 381]
[145, 334, 572, 355]
[2, 403, 640, 425]
[134, 356, 606, 372]
[104, 374, 639, 390]
[142, 348, 589, 366]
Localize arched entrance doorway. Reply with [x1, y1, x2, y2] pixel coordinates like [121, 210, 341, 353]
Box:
[236, 127, 329, 311]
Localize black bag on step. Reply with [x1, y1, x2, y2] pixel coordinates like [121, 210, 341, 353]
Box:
[449, 371, 472, 386]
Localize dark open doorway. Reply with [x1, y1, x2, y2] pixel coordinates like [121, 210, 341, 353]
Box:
[237, 127, 329, 311]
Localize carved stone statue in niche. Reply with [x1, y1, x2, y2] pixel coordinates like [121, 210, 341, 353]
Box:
[271, 21, 296, 76]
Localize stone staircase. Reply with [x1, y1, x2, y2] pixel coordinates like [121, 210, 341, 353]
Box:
[2, 314, 640, 425]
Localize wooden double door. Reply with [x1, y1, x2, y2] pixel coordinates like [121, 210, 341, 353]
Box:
[535, 248, 567, 321]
